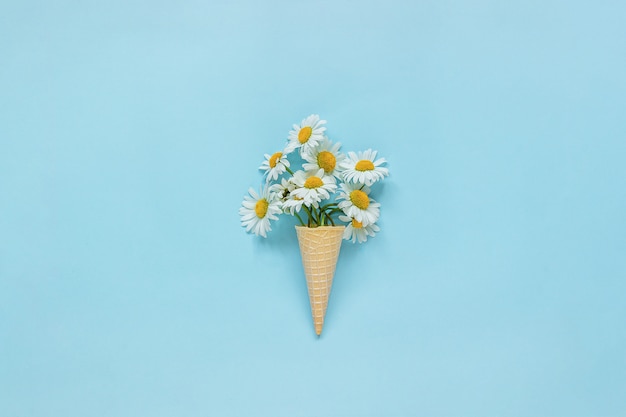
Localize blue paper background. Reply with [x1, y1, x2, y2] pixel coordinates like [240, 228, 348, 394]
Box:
[1, 0, 625, 416]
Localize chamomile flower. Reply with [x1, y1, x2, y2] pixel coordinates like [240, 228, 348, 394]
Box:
[336, 182, 380, 226]
[339, 214, 380, 243]
[240, 116, 389, 240]
[285, 114, 327, 156]
[239, 186, 282, 238]
[259, 151, 290, 182]
[291, 169, 337, 207]
[270, 178, 300, 214]
[302, 137, 345, 180]
[341, 149, 389, 186]
[282, 194, 306, 215]
[269, 178, 295, 203]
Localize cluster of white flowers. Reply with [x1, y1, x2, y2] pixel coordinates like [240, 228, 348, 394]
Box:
[239, 115, 389, 243]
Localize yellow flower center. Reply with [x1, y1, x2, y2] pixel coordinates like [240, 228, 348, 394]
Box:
[269, 152, 282, 168]
[351, 219, 363, 229]
[317, 151, 336, 173]
[298, 126, 312, 144]
[350, 190, 370, 210]
[304, 176, 323, 189]
[355, 160, 375, 171]
[255, 199, 269, 218]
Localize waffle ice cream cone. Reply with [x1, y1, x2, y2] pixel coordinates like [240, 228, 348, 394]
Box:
[295, 226, 345, 336]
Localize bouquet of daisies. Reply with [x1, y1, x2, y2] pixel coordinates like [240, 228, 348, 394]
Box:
[239, 114, 389, 242]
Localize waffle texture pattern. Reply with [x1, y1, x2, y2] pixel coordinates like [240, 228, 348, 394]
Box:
[295, 226, 345, 336]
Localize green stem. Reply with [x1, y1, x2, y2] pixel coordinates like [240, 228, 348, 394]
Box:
[320, 202, 339, 211]
[311, 206, 319, 225]
[319, 207, 328, 226]
[294, 212, 305, 226]
[302, 205, 314, 227]
[326, 207, 344, 215]
[323, 207, 340, 226]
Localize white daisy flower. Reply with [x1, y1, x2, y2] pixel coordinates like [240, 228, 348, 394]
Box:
[339, 214, 380, 243]
[239, 186, 282, 238]
[302, 137, 345, 180]
[269, 177, 295, 202]
[341, 149, 389, 186]
[259, 151, 290, 182]
[336, 182, 380, 226]
[285, 114, 327, 156]
[269, 178, 301, 214]
[282, 194, 306, 215]
[291, 169, 337, 207]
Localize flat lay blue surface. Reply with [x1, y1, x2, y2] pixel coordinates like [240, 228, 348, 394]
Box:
[1, 0, 625, 416]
